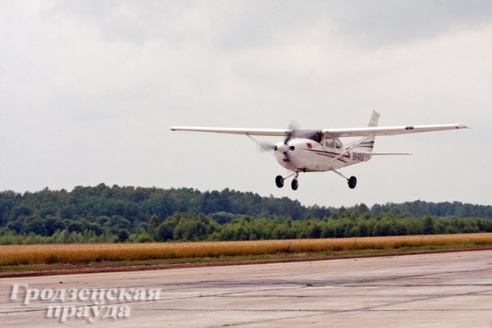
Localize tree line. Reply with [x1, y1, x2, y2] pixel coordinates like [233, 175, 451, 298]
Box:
[0, 184, 491, 244]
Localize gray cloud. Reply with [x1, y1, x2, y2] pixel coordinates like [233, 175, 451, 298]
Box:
[42, 1, 492, 47]
[324, 0, 492, 45]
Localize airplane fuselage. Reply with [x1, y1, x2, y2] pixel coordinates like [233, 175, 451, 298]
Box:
[273, 138, 372, 173]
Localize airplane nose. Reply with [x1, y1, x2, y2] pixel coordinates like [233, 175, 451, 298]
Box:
[274, 144, 289, 153]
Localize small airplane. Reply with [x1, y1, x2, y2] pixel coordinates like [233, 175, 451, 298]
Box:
[170, 111, 468, 190]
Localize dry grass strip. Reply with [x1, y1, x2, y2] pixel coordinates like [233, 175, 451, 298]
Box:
[1, 233, 491, 266]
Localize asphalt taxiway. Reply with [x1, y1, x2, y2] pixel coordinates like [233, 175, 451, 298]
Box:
[1, 250, 492, 327]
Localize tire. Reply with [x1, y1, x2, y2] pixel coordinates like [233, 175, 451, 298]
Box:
[291, 179, 298, 191]
[348, 176, 357, 189]
[275, 175, 284, 188]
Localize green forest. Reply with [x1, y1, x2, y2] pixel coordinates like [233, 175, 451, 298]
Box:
[0, 184, 491, 244]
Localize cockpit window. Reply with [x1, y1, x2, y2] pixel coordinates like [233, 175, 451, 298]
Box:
[312, 132, 323, 143]
[326, 138, 343, 148]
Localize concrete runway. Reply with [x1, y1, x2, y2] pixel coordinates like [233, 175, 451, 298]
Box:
[1, 250, 492, 327]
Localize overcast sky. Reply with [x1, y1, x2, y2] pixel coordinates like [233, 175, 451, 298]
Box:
[1, 0, 491, 208]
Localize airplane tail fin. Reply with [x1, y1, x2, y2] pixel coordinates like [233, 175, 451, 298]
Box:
[361, 110, 380, 152]
[368, 110, 380, 128]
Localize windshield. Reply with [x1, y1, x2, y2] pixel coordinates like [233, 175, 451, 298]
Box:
[291, 130, 323, 143]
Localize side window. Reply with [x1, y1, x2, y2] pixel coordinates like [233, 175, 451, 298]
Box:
[325, 138, 334, 148]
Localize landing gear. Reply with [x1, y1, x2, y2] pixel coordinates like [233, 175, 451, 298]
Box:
[333, 170, 358, 189]
[291, 179, 298, 191]
[275, 175, 284, 188]
[348, 176, 357, 189]
[275, 173, 299, 190]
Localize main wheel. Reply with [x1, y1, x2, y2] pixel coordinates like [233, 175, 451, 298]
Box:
[348, 176, 357, 189]
[291, 179, 299, 191]
[275, 175, 284, 188]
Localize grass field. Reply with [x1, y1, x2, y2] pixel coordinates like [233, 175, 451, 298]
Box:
[1, 233, 492, 268]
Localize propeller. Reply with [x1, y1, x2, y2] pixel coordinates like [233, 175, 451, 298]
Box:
[258, 121, 299, 155]
[258, 141, 276, 153]
[284, 121, 300, 145]
[277, 121, 299, 163]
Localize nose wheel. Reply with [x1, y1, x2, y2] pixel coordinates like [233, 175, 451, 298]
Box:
[275, 173, 299, 190]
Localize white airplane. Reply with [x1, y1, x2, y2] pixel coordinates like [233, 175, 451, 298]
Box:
[170, 111, 468, 190]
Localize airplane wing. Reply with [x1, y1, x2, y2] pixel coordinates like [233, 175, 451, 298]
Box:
[171, 123, 469, 138]
[170, 126, 290, 137]
[322, 124, 468, 138]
